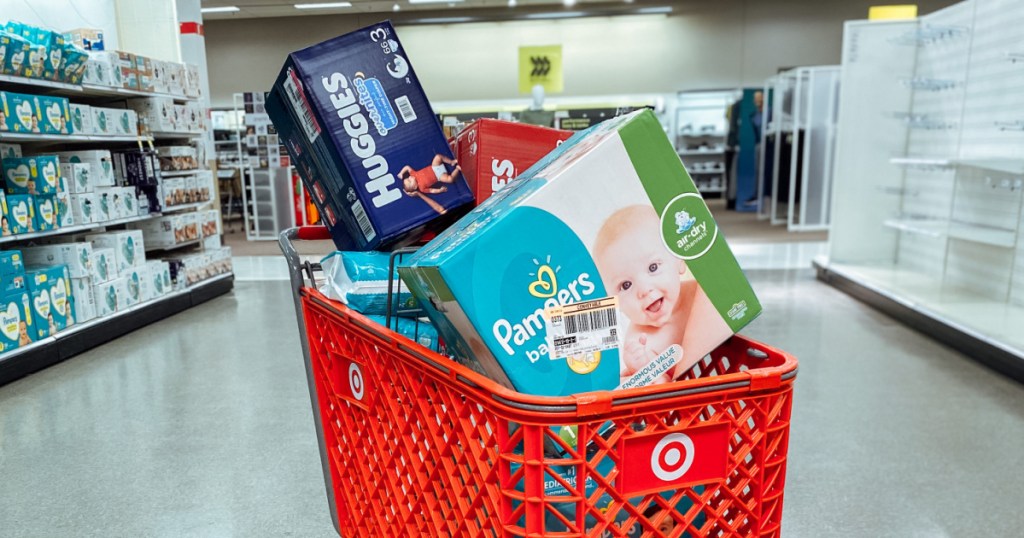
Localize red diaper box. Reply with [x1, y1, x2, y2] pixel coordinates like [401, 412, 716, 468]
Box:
[455, 119, 573, 204]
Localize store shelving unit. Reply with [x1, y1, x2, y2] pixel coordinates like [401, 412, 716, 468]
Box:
[820, 0, 1024, 381]
[675, 90, 737, 197]
[0, 273, 234, 386]
[0, 73, 233, 385]
[234, 92, 295, 240]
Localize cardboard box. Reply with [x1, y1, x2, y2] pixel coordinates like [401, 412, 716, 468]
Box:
[55, 192, 73, 227]
[36, 95, 72, 135]
[184, 64, 200, 98]
[35, 29, 66, 81]
[22, 242, 93, 279]
[155, 146, 197, 171]
[184, 176, 197, 203]
[399, 110, 761, 397]
[93, 277, 119, 316]
[69, 277, 97, 323]
[455, 119, 574, 204]
[0, 143, 22, 159]
[109, 108, 137, 136]
[0, 32, 31, 77]
[116, 51, 138, 89]
[33, 194, 58, 231]
[1, 91, 40, 133]
[196, 170, 214, 202]
[0, 192, 8, 236]
[120, 186, 138, 217]
[60, 43, 89, 85]
[200, 210, 219, 237]
[26, 265, 71, 339]
[0, 290, 33, 352]
[93, 189, 111, 222]
[144, 261, 166, 297]
[0, 250, 26, 294]
[69, 104, 94, 135]
[91, 106, 116, 136]
[134, 55, 154, 93]
[5, 194, 34, 234]
[131, 97, 177, 132]
[82, 51, 116, 86]
[90, 247, 115, 283]
[52, 150, 114, 186]
[70, 193, 96, 224]
[59, 162, 92, 193]
[120, 266, 143, 307]
[64, 28, 105, 51]
[134, 215, 177, 249]
[24, 43, 45, 79]
[265, 21, 473, 251]
[3, 155, 59, 195]
[86, 230, 144, 273]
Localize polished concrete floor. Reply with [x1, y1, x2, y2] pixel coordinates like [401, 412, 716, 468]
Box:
[2, 268, 1024, 537]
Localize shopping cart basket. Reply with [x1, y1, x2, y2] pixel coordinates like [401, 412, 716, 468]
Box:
[281, 226, 798, 538]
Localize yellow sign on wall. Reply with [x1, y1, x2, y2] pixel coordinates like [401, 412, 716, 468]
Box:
[869, 5, 918, 20]
[519, 45, 563, 94]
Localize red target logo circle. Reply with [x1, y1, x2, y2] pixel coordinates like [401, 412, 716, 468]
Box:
[651, 433, 694, 482]
[348, 363, 365, 401]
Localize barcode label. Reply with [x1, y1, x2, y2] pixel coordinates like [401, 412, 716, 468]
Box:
[546, 297, 621, 362]
[563, 308, 617, 335]
[395, 96, 416, 123]
[283, 69, 321, 143]
[351, 199, 377, 242]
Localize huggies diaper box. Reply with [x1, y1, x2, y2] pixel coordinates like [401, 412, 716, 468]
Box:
[454, 119, 573, 204]
[399, 110, 760, 397]
[265, 21, 474, 251]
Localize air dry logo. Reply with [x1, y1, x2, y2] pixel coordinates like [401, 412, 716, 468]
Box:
[651, 433, 695, 482]
[674, 210, 696, 233]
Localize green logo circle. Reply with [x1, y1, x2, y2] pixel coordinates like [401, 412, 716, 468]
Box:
[660, 193, 718, 260]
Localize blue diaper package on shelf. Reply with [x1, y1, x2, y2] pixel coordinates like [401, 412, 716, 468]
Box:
[266, 20, 474, 251]
[320, 251, 419, 316]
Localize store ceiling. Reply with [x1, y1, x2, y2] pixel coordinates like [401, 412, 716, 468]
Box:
[200, 0, 654, 20]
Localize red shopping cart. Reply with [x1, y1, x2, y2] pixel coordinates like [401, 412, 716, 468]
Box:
[280, 226, 797, 538]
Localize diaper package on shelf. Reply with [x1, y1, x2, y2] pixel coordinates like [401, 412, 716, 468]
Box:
[0, 143, 22, 158]
[5, 194, 34, 234]
[0, 91, 40, 133]
[2, 155, 60, 195]
[90, 247, 115, 283]
[0, 290, 33, 352]
[0, 250, 26, 294]
[70, 192, 96, 224]
[93, 277, 119, 316]
[59, 162, 93, 194]
[399, 110, 760, 397]
[33, 194, 57, 231]
[55, 192, 73, 227]
[69, 104, 94, 135]
[70, 277, 97, 323]
[320, 250, 419, 317]
[36, 95, 71, 134]
[0, 192, 8, 236]
[454, 119, 574, 204]
[25, 265, 71, 339]
[0, 32, 31, 77]
[22, 242, 93, 279]
[86, 230, 144, 274]
[52, 150, 114, 186]
[265, 21, 474, 251]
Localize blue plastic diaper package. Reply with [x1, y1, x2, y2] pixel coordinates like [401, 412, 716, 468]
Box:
[265, 20, 474, 251]
[366, 315, 439, 352]
[320, 250, 420, 316]
[399, 110, 760, 397]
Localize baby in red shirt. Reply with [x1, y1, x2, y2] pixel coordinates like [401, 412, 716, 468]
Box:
[398, 154, 462, 214]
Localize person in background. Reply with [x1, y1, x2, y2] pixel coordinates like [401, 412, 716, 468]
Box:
[744, 91, 766, 208]
[725, 96, 741, 210]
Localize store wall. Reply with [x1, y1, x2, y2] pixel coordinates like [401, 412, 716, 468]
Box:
[3, 0, 120, 49]
[204, 0, 956, 108]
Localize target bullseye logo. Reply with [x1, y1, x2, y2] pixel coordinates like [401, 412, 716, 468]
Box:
[651, 433, 695, 482]
[348, 363, 365, 401]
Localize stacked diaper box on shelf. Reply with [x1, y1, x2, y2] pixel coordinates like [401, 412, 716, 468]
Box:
[0, 250, 33, 353]
[19, 245, 76, 338]
[0, 91, 72, 135]
[53, 150, 112, 226]
[85, 230, 145, 314]
[163, 248, 233, 289]
[1, 153, 62, 235]
[265, 21, 474, 251]
[0, 21, 89, 83]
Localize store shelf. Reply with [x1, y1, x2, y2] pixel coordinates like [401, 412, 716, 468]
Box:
[890, 156, 954, 169]
[162, 201, 213, 214]
[947, 222, 1017, 248]
[955, 158, 1024, 176]
[690, 169, 726, 175]
[698, 187, 726, 193]
[883, 218, 947, 238]
[678, 131, 726, 138]
[679, 149, 726, 156]
[814, 258, 1024, 382]
[80, 84, 195, 102]
[0, 272, 234, 386]
[0, 74, 195, 103]
[145, 238, 203, 253]
[0, 213, 158, 245]
[0, 132, 142, 144]
[148, 130, 204, 139]
[159, 170, 201, 178]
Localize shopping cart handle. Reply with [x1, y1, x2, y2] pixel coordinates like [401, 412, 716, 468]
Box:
[296, 225, 332, 241]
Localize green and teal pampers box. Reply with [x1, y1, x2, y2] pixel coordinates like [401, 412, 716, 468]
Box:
[0, 249, 26, 294]
[0, 290, 33, 352]
[0, 91, 40, 133]
[399, 110, 759, 397]
[0, 32, 32, 77]
[26, 265, 71, 339]
[5, 194, 34, 234]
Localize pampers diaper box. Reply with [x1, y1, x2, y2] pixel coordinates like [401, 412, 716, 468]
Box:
[399, 110, 760, 397]
[454, 119, 574, 204]
[26, 265, 71, 339]
[4, 155, 59, 195]
[6, 194, 34, 234]
[265, 21, 474, 251]
[0, 290, 33, 352]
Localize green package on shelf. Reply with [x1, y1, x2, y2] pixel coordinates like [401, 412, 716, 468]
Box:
[0, 91, 41, 133]
[25, 265, 71, 340]
[0, 289, 33, 352]
[0, 31, 32, 78]
[5, 194, 34, 234]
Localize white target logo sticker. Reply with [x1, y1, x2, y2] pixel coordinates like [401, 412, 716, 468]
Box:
[651, 433, 695, 482]
[348, 362, 365, 401]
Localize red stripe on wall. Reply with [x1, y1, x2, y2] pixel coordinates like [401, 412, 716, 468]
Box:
[180, 22, 204, 36]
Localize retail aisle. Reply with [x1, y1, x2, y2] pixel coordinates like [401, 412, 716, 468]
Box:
[2, 269, 1023, 536]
